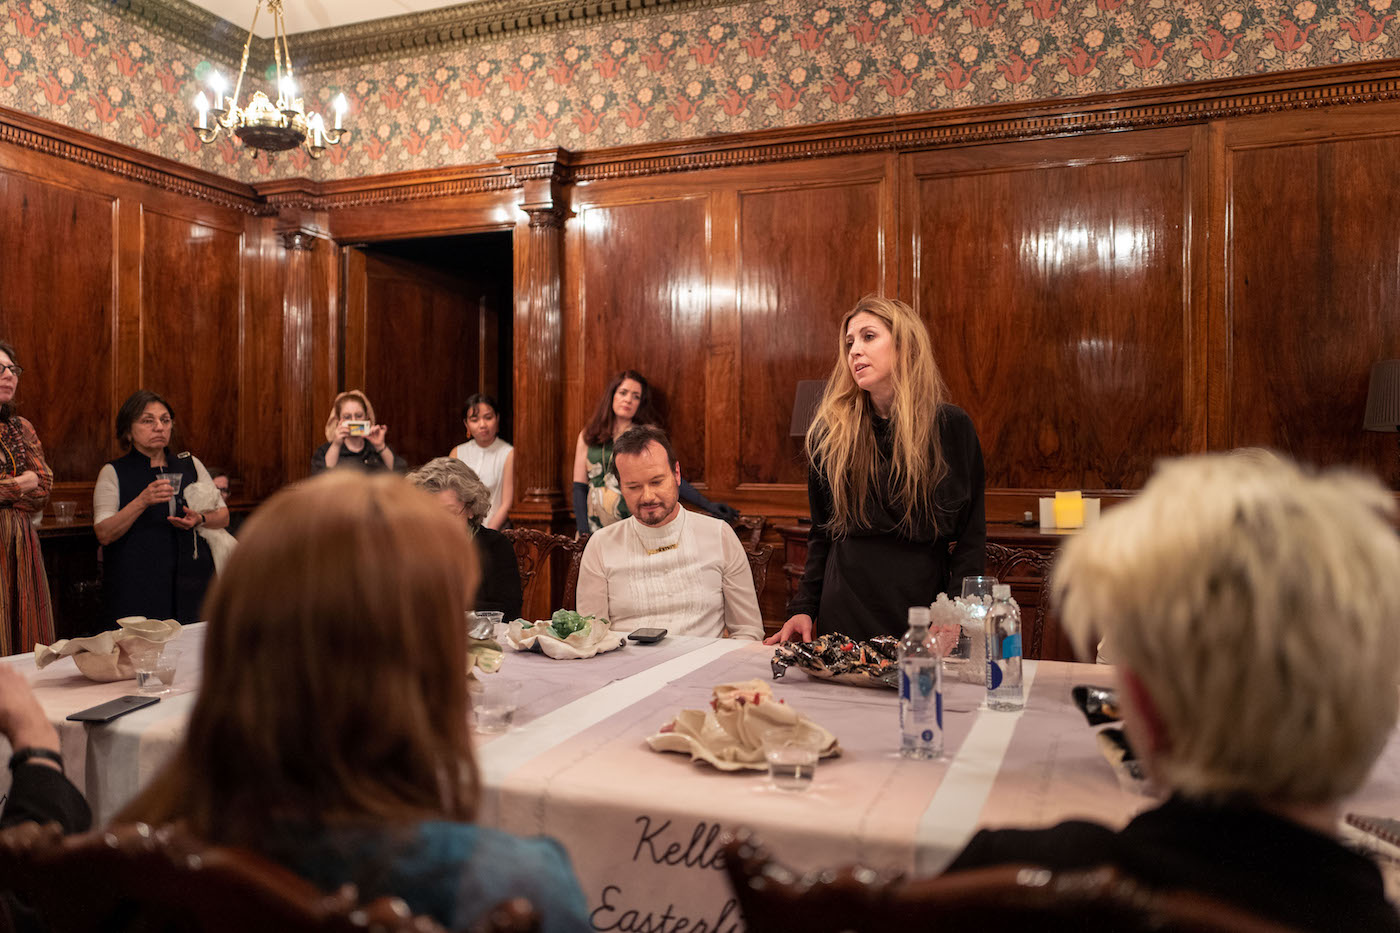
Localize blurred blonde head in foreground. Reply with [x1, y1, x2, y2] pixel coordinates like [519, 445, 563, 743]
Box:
[1052, 450, 1400, 805]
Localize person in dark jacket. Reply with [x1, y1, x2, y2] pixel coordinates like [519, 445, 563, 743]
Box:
[408, 457, 522, 621]
[93, 390, 229, 624]
[0, 664, 91, 933]
[944, 451, 1400, 933]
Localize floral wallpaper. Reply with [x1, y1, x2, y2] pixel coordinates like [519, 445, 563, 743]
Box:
[2, 0, 1398, 184]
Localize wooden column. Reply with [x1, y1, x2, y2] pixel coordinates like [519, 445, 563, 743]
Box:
[280, 228, 318, 487]
[502, 149, 572, 531]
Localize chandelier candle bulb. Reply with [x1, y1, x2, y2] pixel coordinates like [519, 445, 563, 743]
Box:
[194, 92, 209, 129]
[334, 94, 346, 130]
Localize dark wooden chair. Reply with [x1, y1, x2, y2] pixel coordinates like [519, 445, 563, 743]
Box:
[744, 542, 774, 599]
[0, 821, 539, 933]
[984, 540, 1057, 659]
[501, 527, 589, 618]
[730, 514, 766, 549]
[722, 833, 1298, 933]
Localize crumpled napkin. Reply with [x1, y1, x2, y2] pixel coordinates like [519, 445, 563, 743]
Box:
[506, 616, 624, 660]
[646, 679, 841, 771]
[34, 617, 182, 682]
[468, 635, 504, 675]
[183, 480, 236, 572]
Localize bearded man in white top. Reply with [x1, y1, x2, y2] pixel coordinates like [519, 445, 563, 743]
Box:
[576, 425, 762, 641]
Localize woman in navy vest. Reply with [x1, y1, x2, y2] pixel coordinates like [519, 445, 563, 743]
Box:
[93, 390, 229, 624]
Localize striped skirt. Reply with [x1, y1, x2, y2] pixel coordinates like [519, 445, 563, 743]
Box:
[0, 508, 54, 656]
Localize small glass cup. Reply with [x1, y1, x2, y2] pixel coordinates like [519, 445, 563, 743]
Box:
[961, 575, 998, 600]
[473, 610, 505, 643]
[156, 472, 183, 517]
[763, 730, 821, 792]
[52, 501, 76, 524]
[129, 643, 168, 696]
[154, 646, 181, 693]
[472, 677, 521, 734]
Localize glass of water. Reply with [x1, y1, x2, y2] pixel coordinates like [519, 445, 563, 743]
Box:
[471, 677, 520, 734]
[130, 643, 171, 696]
[763, 729, 821, 792]
[156, 472, 183, 517]
[961, 575, 998, 601]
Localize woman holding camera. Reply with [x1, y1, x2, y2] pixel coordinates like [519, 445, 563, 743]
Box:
[94, 390, 229, 625]
[312, 390, 405, 474]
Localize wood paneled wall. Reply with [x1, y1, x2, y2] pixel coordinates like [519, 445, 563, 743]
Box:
[6, 63, 1400, 557]
[0, 115, 281, 511]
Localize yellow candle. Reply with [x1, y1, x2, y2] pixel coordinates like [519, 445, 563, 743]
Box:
[1054, 490, 1085, 529]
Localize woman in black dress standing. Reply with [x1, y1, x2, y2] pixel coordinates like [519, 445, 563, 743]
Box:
[766, 296, 985, 644]
[93, 390, 229, 623]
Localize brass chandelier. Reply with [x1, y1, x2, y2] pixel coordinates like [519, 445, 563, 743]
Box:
[191, 0, 348, 159]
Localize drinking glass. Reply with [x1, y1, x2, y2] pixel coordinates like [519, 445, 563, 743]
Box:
[129, 643, 167, 696]
[52, 501, 76, 523]
[472, 677, 521, 734]
[762, 727, 822, 792]
[474, 610, 505, 643]
[961, 576, 998, 600]
[156, 472, 183, 517]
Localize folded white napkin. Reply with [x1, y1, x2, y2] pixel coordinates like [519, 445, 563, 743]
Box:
[183, 480, 236, 572]
[646, 679, 840, 771]
[34, 617, 182, 682]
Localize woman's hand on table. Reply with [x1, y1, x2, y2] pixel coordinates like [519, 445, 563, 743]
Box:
[168, 506, 204, 530]
[763, 614, 814, 645]
[0, 665, 61, 760]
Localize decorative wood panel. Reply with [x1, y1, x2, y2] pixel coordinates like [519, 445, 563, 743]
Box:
[569, 194, 711, 481]
[907, 130, 1201, 492]
[1225, 129, 1400, 478]
[356, 249, 482, 469]
[735, 177, 887, 488]
[0, 171, 115, 481]
[139, 207, 244, 476]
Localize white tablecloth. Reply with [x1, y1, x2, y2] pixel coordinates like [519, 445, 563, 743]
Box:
[5, 625, 1398, 926]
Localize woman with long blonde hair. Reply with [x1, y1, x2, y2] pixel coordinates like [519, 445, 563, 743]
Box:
[766, 296, 985, 643]
[118, 472, 588, 931]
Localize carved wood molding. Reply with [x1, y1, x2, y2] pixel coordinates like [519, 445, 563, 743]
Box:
[0, 106, 267, 215]
[566, 61, 1400, 183]
[259, 171, 518, 211]
[90, 0, 747, 73]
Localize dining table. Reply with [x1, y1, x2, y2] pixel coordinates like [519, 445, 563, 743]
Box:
[4, 625, 1399, 928]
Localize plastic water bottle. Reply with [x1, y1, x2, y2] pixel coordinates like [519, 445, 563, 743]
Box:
[985, 584, 1023, 711]
[899, 606, 943, 759]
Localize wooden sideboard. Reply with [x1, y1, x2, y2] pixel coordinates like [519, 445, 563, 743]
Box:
[773, 521, 1078, 662]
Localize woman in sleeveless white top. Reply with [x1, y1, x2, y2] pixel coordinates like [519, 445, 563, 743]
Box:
[451, 395, 514, 529]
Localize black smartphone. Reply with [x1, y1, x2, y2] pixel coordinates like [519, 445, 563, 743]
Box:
[66, 695, 160, 724]
[627, 628, 668, 644]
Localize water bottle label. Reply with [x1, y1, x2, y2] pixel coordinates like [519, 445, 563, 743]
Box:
[1002, 632, 1021, 659]
[987, 658, 1003, 690]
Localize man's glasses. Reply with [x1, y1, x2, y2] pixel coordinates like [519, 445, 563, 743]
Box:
[0, 364, 23, 376]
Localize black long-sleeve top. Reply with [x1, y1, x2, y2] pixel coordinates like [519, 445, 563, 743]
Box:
[786, 404, 986, 640]
[474, 525, 523, 621]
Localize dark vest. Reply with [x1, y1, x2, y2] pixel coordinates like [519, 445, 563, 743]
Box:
[103, 449, 214, 624]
